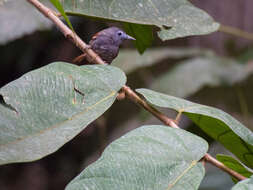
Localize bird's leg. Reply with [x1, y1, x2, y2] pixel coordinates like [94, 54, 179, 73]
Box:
[85, 44, 91, 50]
[72, 44, 91, 64]
[73, 53, 87, 64]
[69, 75, 85, 104]
[89, 54, 108, 65]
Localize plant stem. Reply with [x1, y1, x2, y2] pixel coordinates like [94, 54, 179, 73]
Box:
[27, 0, 105, 65]
[27, 0, 247, 181]
[204, 153, 246, 180]
[124, 87, 246, 181]
[122, 86, 178, 128]
[219, 24, 253, 41]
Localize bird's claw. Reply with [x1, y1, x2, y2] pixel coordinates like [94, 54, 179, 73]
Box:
[85, 45, 91, 50]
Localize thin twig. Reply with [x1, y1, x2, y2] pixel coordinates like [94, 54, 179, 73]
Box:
[219, 24, 253, 41]
[27, 0, 247, 181]
[27, 0, 105, 65]
[122, 86, 178, 128]
[124, 85, 246, 181]
[204, 153, 246, 180]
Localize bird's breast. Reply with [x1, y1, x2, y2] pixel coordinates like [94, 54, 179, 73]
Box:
[92, 44, 119, 64]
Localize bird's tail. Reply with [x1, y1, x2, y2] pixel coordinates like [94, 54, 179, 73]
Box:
[72, 53, 87, 65]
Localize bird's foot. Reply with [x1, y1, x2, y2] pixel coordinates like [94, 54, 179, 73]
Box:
[85, 45, 91, 50]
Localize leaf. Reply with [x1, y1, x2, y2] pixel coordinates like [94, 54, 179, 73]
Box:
[151, 56, 253, 98]
[237, 48, 253, 64]
[66, 125, 208, 190]
[112, 47, 211, 74]
[0, 62, 126, 165]
[136, 89, 253, 169]
[157, 5, 220, 40]
[50, 0, 74, 31]
[216, 154, 253, 182]
[62, 0, 219, 41]
[232, 176, 253, 190]
[199, 163, 235, 189]
[123, 23, 153, 54]
[0, 0, 52, 44]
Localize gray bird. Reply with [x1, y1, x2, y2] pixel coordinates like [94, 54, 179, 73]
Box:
[73, 27, 135, 64]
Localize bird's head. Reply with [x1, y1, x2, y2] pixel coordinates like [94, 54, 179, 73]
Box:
[106, 27, 135, 46]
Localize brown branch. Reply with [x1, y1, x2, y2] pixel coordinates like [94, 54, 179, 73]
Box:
[204, 153, 246, 180]
[124, 85, 246, 181]
[27, 0, 247, 181]
[219, 24, 253, 41]
[27, 0, 105, 65]
[122, 86, 178, 128]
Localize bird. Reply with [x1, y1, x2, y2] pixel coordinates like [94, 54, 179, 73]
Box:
[73, 27, 135, 65]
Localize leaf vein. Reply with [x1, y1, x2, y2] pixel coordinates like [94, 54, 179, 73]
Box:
[167, 160, 197, 190]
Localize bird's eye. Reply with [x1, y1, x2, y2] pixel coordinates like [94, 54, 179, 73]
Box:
[117, 31, 122, 36]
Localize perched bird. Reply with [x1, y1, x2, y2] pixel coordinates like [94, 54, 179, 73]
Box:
[73, 27, 135, 65]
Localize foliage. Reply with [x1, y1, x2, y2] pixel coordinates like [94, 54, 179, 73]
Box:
[0, 0, 52, 44]
[150, 55, 253, 97]
[0, 63, 126, 164]
[49, 0, 74, 30]
[66, 125, 207, 190]
[136, 88, 253, 168]
[232, 176, 253, 190]
[61, 0, 219, 52]
[216, 154, 253, 181]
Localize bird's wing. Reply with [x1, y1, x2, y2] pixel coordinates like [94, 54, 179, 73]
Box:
[90, 31, 100, 41]
[90, 35, 114, 49]
[72, 53, 87, 65]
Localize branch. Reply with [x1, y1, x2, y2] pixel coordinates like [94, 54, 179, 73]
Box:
[123, 86, 247, 181]
[219, 24, 253, 41]
[122, 86, 178, 128]
[27, 0, 247, 181]
[204, 154, 246, 180]
[27, 0, 105, 65]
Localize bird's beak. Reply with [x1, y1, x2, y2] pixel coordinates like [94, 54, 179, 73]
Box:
[126, 34, 136, 40]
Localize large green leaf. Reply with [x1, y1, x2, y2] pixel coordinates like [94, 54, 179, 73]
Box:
[151, 56, 253, 98]
[232, 176, 253, 190]
[136, 89, 253, 169]
[0, 0, 52, 44]
[216, 154, 253, 181]
[157, 5, 219, 41]
[0, 62, 126, 165]
[66, 125, 208, 190]
[62, 0, 219, 41]
[123, 23, 153, 54]
[112, 47, 210, 74]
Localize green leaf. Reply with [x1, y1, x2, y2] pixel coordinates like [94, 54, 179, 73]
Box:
[0, 0, 52, 44]
[232, 176, 253, 190]
[62, 0, 219, 41]
[50, 0, 74, 31]
[157, 5, 220, 40]
[136, 89, 253, 169]
[0, 62, 126, 165]
[66, 125, 208, 190]
[151, 56, 253, 98]
[216, 154, 253, 182]
[123, 23, 153, 54]
[237, 48, 253, 64]
[112, 47, 210, 74]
